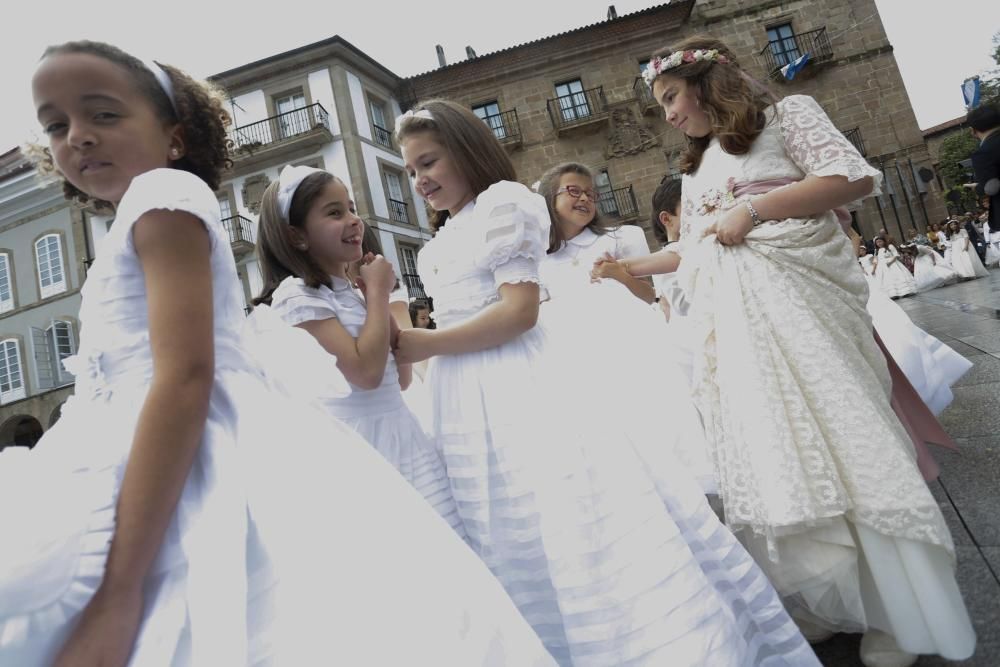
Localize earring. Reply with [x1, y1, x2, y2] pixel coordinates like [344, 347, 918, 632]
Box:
[170, 148, 180, 158]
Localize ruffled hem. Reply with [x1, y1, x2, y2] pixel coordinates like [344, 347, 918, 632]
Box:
[0, 451, 117, 662]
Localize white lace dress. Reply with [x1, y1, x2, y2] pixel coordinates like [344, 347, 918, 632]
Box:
[949, 229, 990, 278]
[419, 180, 818, 667]
[874, 245, 917, 297]
[0, 169, 558, 667]
[912, 245, 958, 292]
[541, 226, 716, 494]
[265, 276, 464, 535]
[672, 96, 975, 659]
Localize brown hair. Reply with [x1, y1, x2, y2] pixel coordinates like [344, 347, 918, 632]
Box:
[395, 99, 517, 231]
[536, 162, 617, 253]
[650, 177, 683, 245]
[648, 35, 771, 174]
[28, 41, 231, 211]
[253, 171, 340, 306]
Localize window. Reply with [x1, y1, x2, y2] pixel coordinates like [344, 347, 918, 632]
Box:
[0, 254, 13, 313]
[398, 244, 419, 278]
[274, 92, 308, 138]
[473, 101, 507, 140]
[595, 170, 619, 217]
[31, 320, 76, 390]
[35, 233, 66, 299]
[385, 170, 409, 224]
[0, 339, 25, 404]
[555, 79, 590, 122]
[218, 196, 233, 221]
[767, 23, 801, 67]
[370, 99, 393, 149]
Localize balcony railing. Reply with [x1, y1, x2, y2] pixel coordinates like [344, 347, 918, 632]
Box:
[634, 77, 658, 111]
[373, 124, 393, 149]
[401, 273, 427, 301]
[597, 186, 639, 220]
[547, 87, 609, 132]
[758, 26, 833, 77]
[842, 127, 866, 157]
[230, 103, 330, 153]
[387, 198, 410, 224]
[222, 215, 255, 248]
[479, 109, 522, 146]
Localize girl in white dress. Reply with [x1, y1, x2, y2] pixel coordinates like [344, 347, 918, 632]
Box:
[873, 237, 917, 298]
[0, 40, 559, 667]
[984, 220, 1000, 267]
[947, 220, 990, 278]
[597, 36, 975, 666]
[394, 100, 818, 667]
[251, 166, 463, 535]
[537, 162, 716, 494]
[911, 244, 959, 292]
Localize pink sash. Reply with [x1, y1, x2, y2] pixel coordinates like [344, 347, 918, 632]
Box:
[734, 178, 955, 482]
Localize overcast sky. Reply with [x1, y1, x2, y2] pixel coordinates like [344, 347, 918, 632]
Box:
[1, 0, 997, 152]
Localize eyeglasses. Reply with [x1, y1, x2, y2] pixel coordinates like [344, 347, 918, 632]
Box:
[556, 185, 597, 201]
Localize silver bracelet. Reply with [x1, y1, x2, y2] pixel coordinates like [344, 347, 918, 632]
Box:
[745, 200, 763, 226]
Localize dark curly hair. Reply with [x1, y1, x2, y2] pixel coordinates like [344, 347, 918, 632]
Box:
[648, 36, 772, 175]
[28, 41, 231, 210]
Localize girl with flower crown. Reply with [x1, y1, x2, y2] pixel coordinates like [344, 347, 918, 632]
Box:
[594, 35, 975, 667]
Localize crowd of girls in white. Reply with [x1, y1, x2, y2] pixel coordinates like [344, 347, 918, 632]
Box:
[0, 34, 982, 667]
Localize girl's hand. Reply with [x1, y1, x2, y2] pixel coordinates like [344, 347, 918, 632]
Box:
[590, 252, 618, 281]
[358, 255, 395, 297]
[54, 585, 144, 667]
[394, 328, 438, 364]
[703, 205, 754, 246]
[590, 255, 629, 284]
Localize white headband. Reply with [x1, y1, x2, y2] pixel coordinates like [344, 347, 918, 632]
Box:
[394, 108, 434, 137]
[140, 58, 178, 116]
[277, 165, 325, 223]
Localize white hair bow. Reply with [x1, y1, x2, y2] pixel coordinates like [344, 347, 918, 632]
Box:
[277, 165, 326, 223]
[394, 108, 434, 137]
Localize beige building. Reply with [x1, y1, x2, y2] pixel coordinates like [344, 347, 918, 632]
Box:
[402, 0, 950, 243]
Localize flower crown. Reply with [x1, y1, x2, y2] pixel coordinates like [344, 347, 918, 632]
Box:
[642, 49, 730, 87]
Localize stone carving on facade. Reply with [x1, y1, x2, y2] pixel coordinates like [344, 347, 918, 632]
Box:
[241, 174, 271, 215]
[606, 107, 659, 159]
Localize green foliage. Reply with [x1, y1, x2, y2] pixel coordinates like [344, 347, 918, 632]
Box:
[939, 132, 979, 187]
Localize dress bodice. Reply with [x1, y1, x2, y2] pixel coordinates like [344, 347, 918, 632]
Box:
[417, 181, 550, 327]
[540, 226, 649, 300]
[69, 169, 247, 396]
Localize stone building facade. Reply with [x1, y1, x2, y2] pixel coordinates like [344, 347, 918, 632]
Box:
[401, 0, 949, 244]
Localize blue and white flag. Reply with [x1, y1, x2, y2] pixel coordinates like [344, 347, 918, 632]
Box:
[781, 53, 811, 80]
[962, 76, 981, 109]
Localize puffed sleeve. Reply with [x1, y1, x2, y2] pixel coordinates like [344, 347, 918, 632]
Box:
[270, 276, 339, 326]
[116, 168, 224, 251]
[777, 95, 882, 196]
[473, 181, 551, 290]
[614, 224, 652, 260]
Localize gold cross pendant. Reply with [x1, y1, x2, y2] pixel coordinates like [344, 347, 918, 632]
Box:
[433, 266, 439, 274]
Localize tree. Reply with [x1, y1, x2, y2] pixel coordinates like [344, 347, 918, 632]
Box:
[939, 132, 980, 212]
[977, 31, 1000, 106]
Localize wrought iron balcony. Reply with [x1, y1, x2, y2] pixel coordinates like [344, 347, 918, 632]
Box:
[230, 103, 331, 156]
[547, 87, 609, 133]
[597, 185, 639, 220]
[401, 273, 427, 301]
[842, 127, 866, 157]
[634, 77, 659, 113]
[758, 27, 833, 78]
[480, 109, 522, 147]
[388, 198, 410, 224]
[373, 124, 393, 149]
[222, 215, 255, 255]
